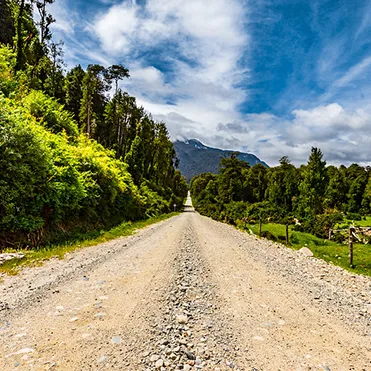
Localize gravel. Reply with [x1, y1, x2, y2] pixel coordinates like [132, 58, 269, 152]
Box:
[0, 198, 370, 370]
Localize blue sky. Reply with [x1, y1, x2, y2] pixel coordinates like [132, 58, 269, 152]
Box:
[47, 0, 371, 166]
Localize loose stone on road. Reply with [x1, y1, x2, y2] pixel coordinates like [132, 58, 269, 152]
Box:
[0, 196, 370, 370]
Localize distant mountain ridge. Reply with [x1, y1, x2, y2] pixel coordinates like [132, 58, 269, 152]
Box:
[174, 139, 269, 182]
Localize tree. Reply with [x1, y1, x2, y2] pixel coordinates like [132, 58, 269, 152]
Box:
[64, 65, 85, 121]
[0, 0, 15, 45]
[36, 0, 55, 46]
[361, 174, 371, 214]
[105, 64, 129, 94]
[43, 40, 65, 100]
[79, 64, 108, 135]
[218, 153, 250, 204]
[266, 156, 298, 212]
[15, 0, 34, 71]
[324, 166, 347, 210]
[124, 124, 144, 185]
[297, 147, 327, 217]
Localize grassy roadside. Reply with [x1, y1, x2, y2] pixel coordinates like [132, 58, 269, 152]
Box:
[0, 212, 180, 276]
[335, 215, 371, 228]
[238, 222, 371, 277]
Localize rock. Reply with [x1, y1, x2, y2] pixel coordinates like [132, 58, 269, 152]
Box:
[150, 355, 160, 362]
[298, 247, 314, 257]
[185, 351, 196, 360]
[111, 336, 121, 344]
[184, 365, 192, 371]
[155, 359, 164, 368]
[176, 314, 188, 324]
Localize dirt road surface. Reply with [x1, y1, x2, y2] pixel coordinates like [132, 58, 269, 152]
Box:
[1, 196, 370, 370]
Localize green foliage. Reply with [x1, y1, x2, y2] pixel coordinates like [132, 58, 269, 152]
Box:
[22, 90, 79, 137]
[0, 0, 15, 45]
[0, 93, 179, 248]
[0, 45, 17, 96]
[297, 147, 327, 217]
[64, 65, 85, 121]
[191, 150, 371, 247]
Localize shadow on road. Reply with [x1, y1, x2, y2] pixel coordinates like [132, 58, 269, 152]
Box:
[183, 205, 195, 213]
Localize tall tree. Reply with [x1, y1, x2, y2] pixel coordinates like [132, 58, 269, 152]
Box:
[79, 64, 108, 135]
[297, 147, 327, 216]
[105, 64, 129, 94]
[35, 0, 54, 48]
[43, 40, 65, 100]
[0, 0, 15, 45]
[64, 65, 85, 121]
[15, 0, 30, 70]
[217, 153, 250, 204]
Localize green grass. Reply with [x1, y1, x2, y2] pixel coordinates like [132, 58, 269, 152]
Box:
[0, 212, 180, 276]
[335, 215, 371, 229]
[239, 222, 371, 276]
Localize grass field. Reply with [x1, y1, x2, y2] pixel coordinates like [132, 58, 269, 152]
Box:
[239, 222, 371, 277]
[0, 212, 179, 276]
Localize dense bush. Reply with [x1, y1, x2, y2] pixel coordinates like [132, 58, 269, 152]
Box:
[23, 90, 79, 138]
[346, 212, 362, 221]
[0, 46, 17, 97]
[0, 95, 145, 246]
[0, 11, 188, 250]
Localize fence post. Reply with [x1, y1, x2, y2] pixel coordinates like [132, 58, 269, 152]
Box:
[285, 224, 289, 245]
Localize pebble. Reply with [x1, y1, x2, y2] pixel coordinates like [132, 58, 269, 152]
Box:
[111, 336, 121, 344]
[176, 314, 188, 324]
[155, 358, 164, 368]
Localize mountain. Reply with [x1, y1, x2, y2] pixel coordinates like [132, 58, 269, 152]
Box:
[174, 139, 269, 182]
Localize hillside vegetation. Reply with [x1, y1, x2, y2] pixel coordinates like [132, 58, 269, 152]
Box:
[0, 0, 187, 249]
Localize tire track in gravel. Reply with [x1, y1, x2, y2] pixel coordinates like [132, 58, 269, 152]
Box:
[119, 217, 247, 370]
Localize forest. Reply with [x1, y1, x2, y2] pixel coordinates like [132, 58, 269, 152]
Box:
[0, 0, 188, 249]
[190, 148, 371, 242]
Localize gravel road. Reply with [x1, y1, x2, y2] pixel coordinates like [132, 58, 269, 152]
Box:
[1, 197, 370, 370]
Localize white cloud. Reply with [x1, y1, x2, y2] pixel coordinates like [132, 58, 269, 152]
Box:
[90, 0, 249, 154]
[198, 103, 371, 166]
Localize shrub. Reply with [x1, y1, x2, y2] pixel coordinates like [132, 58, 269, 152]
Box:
[0, 95, 142, 247]
[22, 90, 79, 138]
[346, 212, 362, 221]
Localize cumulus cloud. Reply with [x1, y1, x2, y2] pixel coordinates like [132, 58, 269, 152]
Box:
[214, 104, 371, 166]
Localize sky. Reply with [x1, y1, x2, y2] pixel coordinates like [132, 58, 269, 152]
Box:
[46, 0, 371, 166]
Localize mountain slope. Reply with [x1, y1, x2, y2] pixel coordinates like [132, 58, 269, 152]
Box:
[174, 139, 269, 181]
